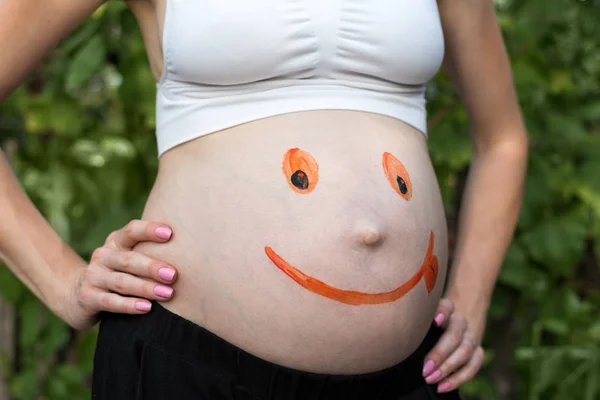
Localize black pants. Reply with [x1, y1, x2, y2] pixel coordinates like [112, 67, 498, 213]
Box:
[92, 301, 461, 400]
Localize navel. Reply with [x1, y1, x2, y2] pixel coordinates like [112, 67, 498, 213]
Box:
[359, 228, 385, 247]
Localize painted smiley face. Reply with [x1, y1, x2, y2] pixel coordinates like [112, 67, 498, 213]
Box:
[264, 148, 439, 306]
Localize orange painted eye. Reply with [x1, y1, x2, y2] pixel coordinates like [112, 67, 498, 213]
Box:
[282, 148, 319, 194]
[382, 152, 412, 200]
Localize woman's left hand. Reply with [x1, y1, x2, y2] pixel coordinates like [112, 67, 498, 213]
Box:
[422, 298, 486, 393]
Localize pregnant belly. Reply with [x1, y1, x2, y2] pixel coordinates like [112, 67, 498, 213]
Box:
[135, 110, 448, 374]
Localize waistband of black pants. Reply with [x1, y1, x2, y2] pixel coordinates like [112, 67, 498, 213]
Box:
[136, 301, 441, 399]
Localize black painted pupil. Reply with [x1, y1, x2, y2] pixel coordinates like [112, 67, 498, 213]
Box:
[291, 170, 309, 190]
[397, 176, 408, 194]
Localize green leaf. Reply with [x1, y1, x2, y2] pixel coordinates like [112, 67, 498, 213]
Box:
[60, 21, 101, 56]
[595, 237, 600, 268]
[65, 35, 107, 93]
[564, 289, 594, 319]
[78, 327, 99, 373]
[42, 313, 70, 356]
[9, 369, 38, 400]
[70, 139, 105, 167]
[588, 321, 600, 340]
[549, 69, 577, 94]
[55, 364, 86, 383]
[488, 286, 514, 318]
[542, 318, 570, 336]
[519, 155, 554, 228]
[534, 348, 564, 392]
[579, 101, 600, 122]
[512, 58, 547, 93]
[19, 298, 43, 348]
[100, 136, 136, 159]
[577, 159, 600, 195]
[498, 241, 530, 288]
[522, 216, 587, 276]
[80, 205, 131, 253]
[47, 377, 68, 399]
[546, 113, 588, 147]
[0, 265, 26, 303]
[45, 164, 74, 242]
[45, 100, 84, 137]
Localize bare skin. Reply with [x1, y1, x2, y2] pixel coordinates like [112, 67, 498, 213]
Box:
[426, 0, 528, 392]
[0, 0, 179, 329]
[135, 110, 448, 373]
[0, 0, 527, 391]
[0, 148, 179, 329]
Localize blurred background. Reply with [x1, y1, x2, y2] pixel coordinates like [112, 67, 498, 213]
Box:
[0, 0, 599, 399]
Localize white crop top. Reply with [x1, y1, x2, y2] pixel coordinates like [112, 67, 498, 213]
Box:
[156, 0, 445, 156]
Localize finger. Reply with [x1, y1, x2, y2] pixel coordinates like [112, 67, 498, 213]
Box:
[109, 220, 173, 250]
[108, 271, 174, 300]
[86, 290, 155, 314]
[433, 298, 454, 328]
[431, 330, 478, 384]
[437, 346, 485, 393]
[92, 247, 178, 284]
[423, 313, 467, 379]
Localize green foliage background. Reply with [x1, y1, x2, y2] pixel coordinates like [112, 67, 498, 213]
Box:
[1, 0, 599, 399]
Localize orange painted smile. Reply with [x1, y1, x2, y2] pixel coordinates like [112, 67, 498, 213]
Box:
[267, 148, 439, 306]
[265, 230, 439, 306]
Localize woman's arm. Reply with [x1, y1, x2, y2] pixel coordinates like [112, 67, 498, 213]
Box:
[0, 150, 82, 309]
[0, 0, 178, 329]
[441, 0, 528, 336]
[423, 0, 528, 392]
[1, 150, 177, 329]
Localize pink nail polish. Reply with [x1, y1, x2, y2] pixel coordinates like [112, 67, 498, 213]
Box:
[434, 313, 445, 326]
[425, 370, 442, 384]
[158, 268, 175, 281]
[423, 360, 435, 376]
[438, 382, 451, 393]
[154, 285, 173, 298]
[155, 227, 172, 240]
[136, 301, 152, 312]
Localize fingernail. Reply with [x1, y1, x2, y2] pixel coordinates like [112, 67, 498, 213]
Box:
[438, 382, 451, 393]
[434, 313, 445, 326]
[425, 370, 442, 384]
[155, 227, 172, 240]
[423, 360, 435, 376]
[135, 301, 152, 312]
[158, 268, 176, 281]
[154, 285, 173, 298]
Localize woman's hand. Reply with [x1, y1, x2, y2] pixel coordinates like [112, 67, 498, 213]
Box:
[422, 298, 485, 393]
[63, 220, 178, 329]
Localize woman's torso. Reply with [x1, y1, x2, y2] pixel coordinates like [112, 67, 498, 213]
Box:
[129, 0, 448, 374]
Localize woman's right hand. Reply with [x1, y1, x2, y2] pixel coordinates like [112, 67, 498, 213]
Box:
[64, 220, 178, 329]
